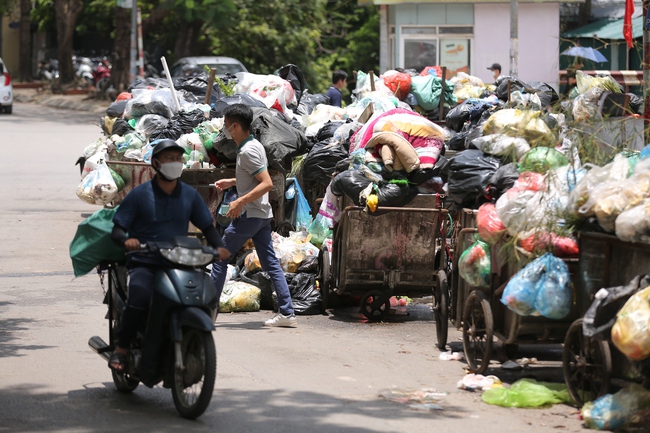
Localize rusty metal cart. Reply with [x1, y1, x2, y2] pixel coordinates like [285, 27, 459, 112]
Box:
[319, 194, 448, 322]
[460, 241, 580, 374]
[562, 232, 650, 407]
[106, 161, 289, 231]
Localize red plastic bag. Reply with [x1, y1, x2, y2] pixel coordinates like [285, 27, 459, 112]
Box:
[512, 172, 545, 192]
[520, 232, 579, 257]
[419, 66, 442, 78]
[477, 203, 506, 244]
[383, 73, 412, 100]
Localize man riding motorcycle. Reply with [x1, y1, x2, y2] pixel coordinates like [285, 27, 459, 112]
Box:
[108, 139, 230, 372]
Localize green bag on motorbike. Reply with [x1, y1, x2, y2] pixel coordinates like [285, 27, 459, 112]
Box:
[69, 207, 126, 277]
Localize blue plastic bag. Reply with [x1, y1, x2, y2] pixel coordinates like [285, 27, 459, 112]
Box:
[534, 255, 571, 319]
[287, 177, 312, 231]
[501, 253, 572, 319]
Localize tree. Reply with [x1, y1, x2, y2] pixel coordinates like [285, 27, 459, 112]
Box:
[54, 0, 83, 83]
[19, 0, 32, 81]
[110, 5, 131, 93]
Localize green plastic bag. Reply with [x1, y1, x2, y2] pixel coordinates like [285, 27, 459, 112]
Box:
[481, 379, 572, 408]
[458, 239, 491, 288]
[219, 281, 261, 313]
[410, 75, 457, 111]
[108, 167, 125, 192]
[69, 207, 126, 277]
[518, 147, 568, 174]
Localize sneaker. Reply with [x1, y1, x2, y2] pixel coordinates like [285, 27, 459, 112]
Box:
[264, 313, 297, 328]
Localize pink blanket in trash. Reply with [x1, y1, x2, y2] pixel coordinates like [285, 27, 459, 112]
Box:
[350, 108, 446, 169]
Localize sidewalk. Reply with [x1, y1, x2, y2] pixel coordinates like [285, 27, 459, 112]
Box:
[13, 87, 110, 114]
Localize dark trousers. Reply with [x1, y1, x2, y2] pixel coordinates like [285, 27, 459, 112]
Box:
[117, 266, 155, 348]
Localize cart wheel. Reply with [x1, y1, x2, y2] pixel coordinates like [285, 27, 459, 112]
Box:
[435, 270, 449, 351]
[495, 343, 519, 363]
[462, 290, 493, 374]
[360, 290, 390, 321]
[318, 246, 331, 312]
[562, 319, 612, 407]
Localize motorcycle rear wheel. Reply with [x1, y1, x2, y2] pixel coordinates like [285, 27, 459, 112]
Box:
[171, 329, 216, 419]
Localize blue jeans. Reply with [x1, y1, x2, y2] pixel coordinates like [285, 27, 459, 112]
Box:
[211, 214, 294, 316]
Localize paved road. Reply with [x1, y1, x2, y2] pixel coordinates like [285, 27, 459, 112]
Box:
[0, 101, 589, 432]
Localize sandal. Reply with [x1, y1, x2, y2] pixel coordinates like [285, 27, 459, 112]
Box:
[108, 351, 127, 372]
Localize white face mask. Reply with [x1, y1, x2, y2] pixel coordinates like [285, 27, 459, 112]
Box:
[223, 124, 234, 140]
[158, 161, 184, 180]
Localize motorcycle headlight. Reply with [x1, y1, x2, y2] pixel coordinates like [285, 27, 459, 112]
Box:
[160, 246, 214, 266]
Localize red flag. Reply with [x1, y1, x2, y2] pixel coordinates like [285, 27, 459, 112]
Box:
[624, 0, 635, 49]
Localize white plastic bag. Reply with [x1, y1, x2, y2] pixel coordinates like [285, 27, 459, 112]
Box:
[76, 161, 118, 205]
[234, 72, 296, 119]
[471, 134, 531, 160]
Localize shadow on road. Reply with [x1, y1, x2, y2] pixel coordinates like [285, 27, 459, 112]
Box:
[0, 383, 467, 432]
[0, 317, 55, 358]
[326, 304, 434, 325]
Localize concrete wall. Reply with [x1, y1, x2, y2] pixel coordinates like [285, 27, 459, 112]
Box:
[474, 2, 560, 89]
[1, 15, 20, 74]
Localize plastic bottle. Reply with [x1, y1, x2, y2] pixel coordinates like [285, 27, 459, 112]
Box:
[189, 145, 203, 169]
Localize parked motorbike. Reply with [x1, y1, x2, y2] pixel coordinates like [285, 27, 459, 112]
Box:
[89, 236, 219, 419]
[75, 57, 94, 86]
[93, 58, 112, 93]
[37, 58, 59, 82]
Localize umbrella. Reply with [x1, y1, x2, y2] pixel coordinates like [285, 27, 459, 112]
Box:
[561, 46, 608, 63]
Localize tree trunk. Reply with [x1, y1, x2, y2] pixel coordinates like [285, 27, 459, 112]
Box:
[54, 0, 83, 84]
[111, 6, 131, 93]
[19, 0, 32, 82]
[173, 21, 200, 60]
[578, 0, 591, 27]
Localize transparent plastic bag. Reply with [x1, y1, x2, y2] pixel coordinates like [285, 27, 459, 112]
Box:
[235, 72, 296, 119]
[611, 285, 650, 360]
[458, 239, 491, 288]
[76, 160, 118, 205]
[582, 384, 650, 431]
[533, 254, 572, 319]
[124, 88, 178, 119]
[219, 281, 261, 313]
[308, 186, 341, 247]
[594, 164, 650, 232]
[471, 134, 531, 160]
[615, 199, 650, 243]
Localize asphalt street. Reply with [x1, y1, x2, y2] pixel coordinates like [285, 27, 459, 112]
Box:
[0, 100, 591, 432]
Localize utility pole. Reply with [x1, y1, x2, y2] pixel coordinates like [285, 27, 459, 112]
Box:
[643, 0, 650, 144]
[130, 0, 137, 83]
[510, 0, 519, 78]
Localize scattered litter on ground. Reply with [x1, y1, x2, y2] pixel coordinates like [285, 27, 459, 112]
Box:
[379, 388, 446, 411]
[439, 351, 464, 361]
[457, 374, 503, 392]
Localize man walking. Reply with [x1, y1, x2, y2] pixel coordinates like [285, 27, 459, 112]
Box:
[325, 70, 348, 107]
[211, 104, 297, 327]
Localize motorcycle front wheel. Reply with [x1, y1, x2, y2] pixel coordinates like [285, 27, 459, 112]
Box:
[171, 329, 216, 419]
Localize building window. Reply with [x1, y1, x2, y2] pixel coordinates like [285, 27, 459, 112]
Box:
[399, 25, 473, 76]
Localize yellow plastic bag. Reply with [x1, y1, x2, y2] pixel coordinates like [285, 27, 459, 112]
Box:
[611, 285, 650, 361]
[245, 251, 261, 272]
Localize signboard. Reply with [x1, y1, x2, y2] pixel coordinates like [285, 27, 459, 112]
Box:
[117, 0, 133, 8]
[645, 5, 650, 31]
[439, 39, 469, 77]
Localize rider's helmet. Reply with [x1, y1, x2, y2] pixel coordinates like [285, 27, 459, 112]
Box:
[151, 139, 184, 159]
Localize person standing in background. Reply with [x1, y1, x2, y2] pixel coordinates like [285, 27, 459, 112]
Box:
[487, 63, 502, 82]
[325, 70, 348, 107]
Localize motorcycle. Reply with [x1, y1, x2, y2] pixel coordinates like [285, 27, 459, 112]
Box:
[75, 57, 94, 86]
[37, 58, 59, 82]
[89, 236, 220, 419]
[93, 59, 112, 93]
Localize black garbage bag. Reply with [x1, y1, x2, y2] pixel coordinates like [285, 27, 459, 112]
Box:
[629, 93, 643, 114]
[446, 149, 500, 208]
[445, 101, 473, 132]
[106, 100, 128, 118]
[525, 81, 559, 108]
[277, 64, 308, 106]
[295, 92, 330, 116]
[173, 73, 223, 104]
[297, 255, 318, 273]
[583, 275, 650, 338]
[250, 107, 308, 171]
[209, 107, 308, 169]
[169, 109, 207, 133]
[376, 181, 419, 208]
[330, 170, 373, 205]
[239, 268, 276, 311]
[496, 76, 527, 101]
[149, 125, 185, 142]
[409, 155, 450, 184]
[316, 121, 345, 142]
[447, 130, 468, 151]
[128, 77, 169, 91]
[303, 141, 349, 186]
[111, 118, 134, 137]
[210, 93, 267, 118]
[464, 118, 488, 149]
[486, 163, 519, 201]
[136, 114, 169, 138]
[284, 273, 321, 315]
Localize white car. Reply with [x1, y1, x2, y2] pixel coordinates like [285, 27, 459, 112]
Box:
[169, 56, 247, 78]
[0, 57, 13, 114]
